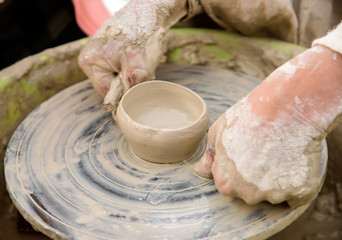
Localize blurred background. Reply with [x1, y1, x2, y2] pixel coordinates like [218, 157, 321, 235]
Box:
[0, 0, 86, 70]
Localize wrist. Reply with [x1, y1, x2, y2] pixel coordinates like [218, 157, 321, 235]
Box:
[97, 0, 190, 40]
[248, 45, 342, 134]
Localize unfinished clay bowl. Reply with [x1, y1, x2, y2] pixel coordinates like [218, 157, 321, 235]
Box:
[115, 80, 210, 163]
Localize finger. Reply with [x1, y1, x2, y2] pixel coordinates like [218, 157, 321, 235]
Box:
[131, 68, 150, 86]
[121, 67, 150, 92]
[193, 154, 213, 179]
[193, 132, 216, 179]
[79, 38, 122, 96]
[103, 73, 124, 113]
[103, 57, 151, 113]
[79, 42, 124, 111]
[193, 115, 223, 178]
[120, 46, 155, 91]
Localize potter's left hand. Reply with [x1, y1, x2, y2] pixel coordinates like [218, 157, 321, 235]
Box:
[78, 0, 195, 112]
[194, 42, 342, 207]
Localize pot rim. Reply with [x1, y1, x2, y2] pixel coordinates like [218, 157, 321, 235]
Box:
[118, 80, 209, 132]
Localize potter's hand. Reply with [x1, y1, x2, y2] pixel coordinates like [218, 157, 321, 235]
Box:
[78, 25, 161, 112]
[194, 44, 342, 207]
[78, 0, 195, 112]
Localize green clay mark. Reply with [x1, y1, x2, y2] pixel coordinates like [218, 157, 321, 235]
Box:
[0, 76, 12, 91]
[40, 55, 48, 61]
[170, 28, 244, 52]
[0, 78, 44, 133]
[268, 42, 305, 55]
[17, 78, 38, 95]
[168, 48, 182, 61]
[216, 36, 244, 51]
[79, 38, 88, 45]
[39, 55, 55, 63]
[252, 38, 305, 55]
[202, 45, 232, 59]
[170, 28, 204, 36]
[4, 101, 21, 129]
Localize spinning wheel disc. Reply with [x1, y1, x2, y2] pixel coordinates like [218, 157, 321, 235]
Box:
[5, 65, 327, 239]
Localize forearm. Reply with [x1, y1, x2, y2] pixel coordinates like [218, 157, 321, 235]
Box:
[248, 45, 342, 138]
[94, 0, 202, 39]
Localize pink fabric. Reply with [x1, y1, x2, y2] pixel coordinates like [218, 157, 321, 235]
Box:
[72, 0, 112, 36]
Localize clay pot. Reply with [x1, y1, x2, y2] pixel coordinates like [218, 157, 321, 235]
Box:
[115, 80, 210, 163]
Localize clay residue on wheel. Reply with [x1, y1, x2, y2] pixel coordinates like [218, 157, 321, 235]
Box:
[164, 28, 305, 80]
[1, 29, 342, 239]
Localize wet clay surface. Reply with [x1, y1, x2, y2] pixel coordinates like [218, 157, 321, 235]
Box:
[1, 30, 341, 239]
[116, 80, 209, 163]
[164, 34, 341, 239]
[164, 28, 306, 80]
[124, 83, 199, 129]
[4, 66, 327, 239]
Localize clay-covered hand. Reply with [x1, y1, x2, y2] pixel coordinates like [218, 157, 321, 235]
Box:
[194, 45, 342, 207]
[78, 0, 190, 112]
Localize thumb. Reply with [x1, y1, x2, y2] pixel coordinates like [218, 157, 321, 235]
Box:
[103, 73, 124, 113]
[120, 46, 156, 90]
[193, 115, 222, 178]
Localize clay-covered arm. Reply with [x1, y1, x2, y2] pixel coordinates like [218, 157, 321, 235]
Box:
[194, 22, 342, 207]
[313, 22, 342, 55]
[200, 0, 298, 43]
[78, 0, 203, 112]
[92, 0, 201, 40]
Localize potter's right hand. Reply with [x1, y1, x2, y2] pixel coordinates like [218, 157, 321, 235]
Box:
[194, 44, 342, 207]
[78, 0, 193, 112]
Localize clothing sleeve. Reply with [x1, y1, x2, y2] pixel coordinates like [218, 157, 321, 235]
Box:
[312, 22, 342, 55]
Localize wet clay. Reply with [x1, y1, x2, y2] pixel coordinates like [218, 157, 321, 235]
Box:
[135, 106, 195, 129]
[123, 83, 199, 129]
[164, 28, 306, 80]
[116, 80, 209, 163]
[5, 66, 324, 240]
[1, 30, 342, 239]
[163, 29, 342, 240]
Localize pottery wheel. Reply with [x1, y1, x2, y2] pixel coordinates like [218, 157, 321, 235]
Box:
[5, 65, 327, 240]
